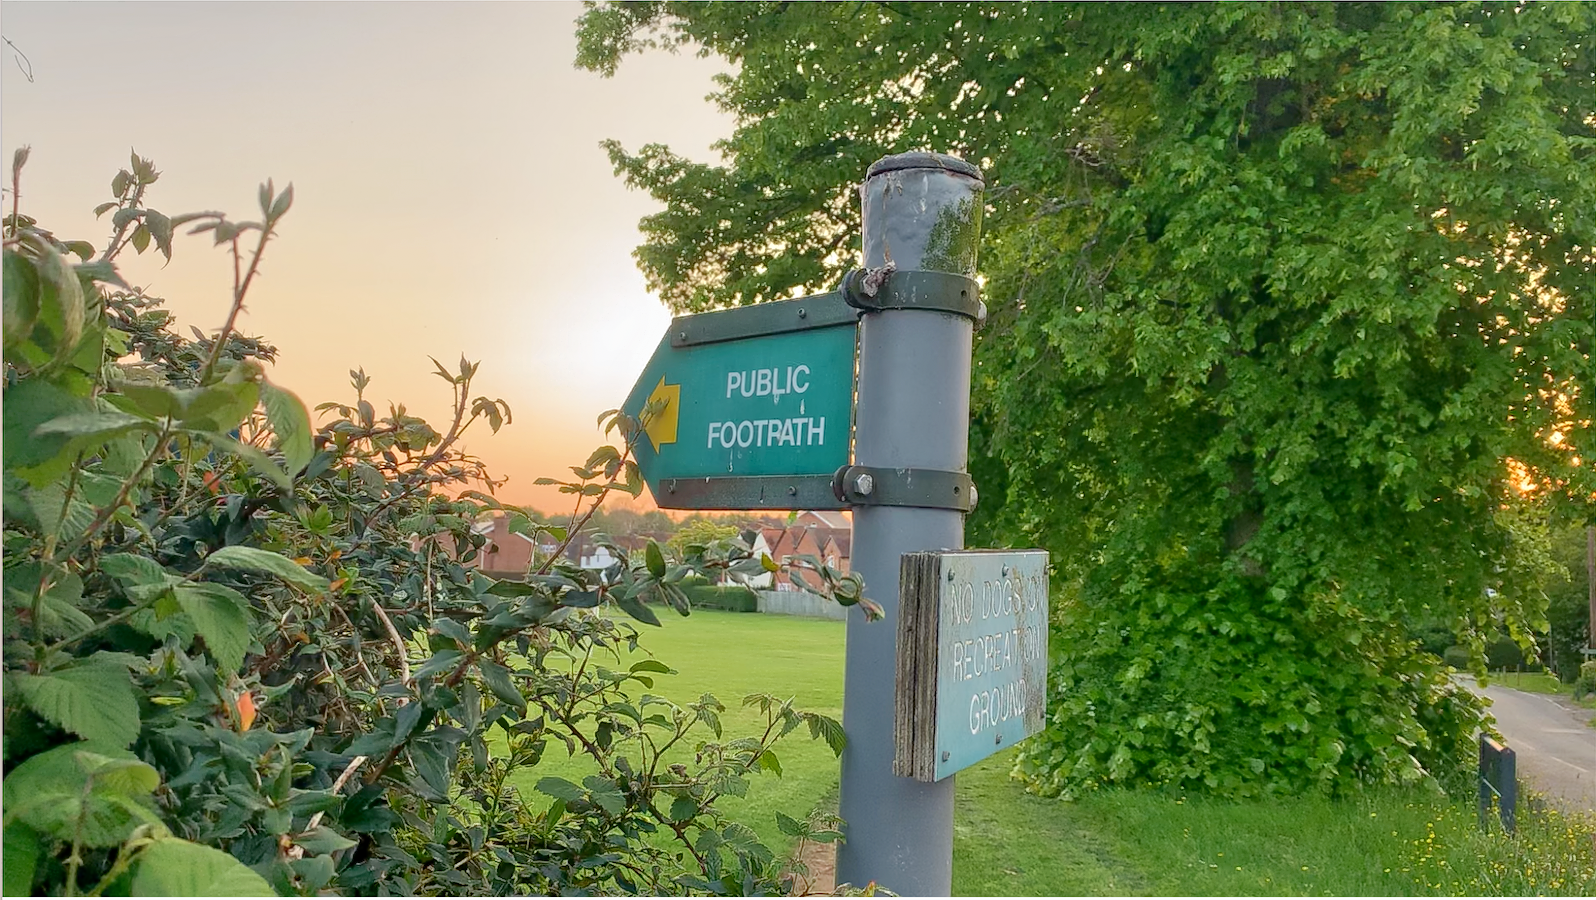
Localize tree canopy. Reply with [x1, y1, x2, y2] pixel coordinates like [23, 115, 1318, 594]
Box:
[579, 1, 1594, 794]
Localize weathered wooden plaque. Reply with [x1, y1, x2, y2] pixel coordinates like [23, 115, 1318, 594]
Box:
[894, 550, 1049, 782]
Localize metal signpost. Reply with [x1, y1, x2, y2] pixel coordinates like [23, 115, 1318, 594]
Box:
[621, 152, 1026, 896]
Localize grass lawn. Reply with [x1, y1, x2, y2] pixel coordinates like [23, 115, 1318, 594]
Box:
[953, 751, 1596, 896]
[1485, 670, 1566, 694]
[496, 609, 1596, 895]
[503, 608, 849, 855]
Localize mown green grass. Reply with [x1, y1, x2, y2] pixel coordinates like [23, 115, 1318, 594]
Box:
[952, 751, 1596, 896]
[501, 608, 848, 855]
[490, 610, 1596, 895]
[1485, 670, 1566, 694]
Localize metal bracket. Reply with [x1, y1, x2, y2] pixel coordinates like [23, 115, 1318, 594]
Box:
[831, 465, 975, 512]
[841, 268, 986, 328]
[655, 474, 847, 511]
[670, 291, 858, 348]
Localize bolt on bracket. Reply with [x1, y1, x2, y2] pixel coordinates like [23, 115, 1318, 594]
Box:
[831, 464, 975, 512]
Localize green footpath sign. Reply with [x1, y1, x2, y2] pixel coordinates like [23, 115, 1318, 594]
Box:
[621, 295, 858, 510]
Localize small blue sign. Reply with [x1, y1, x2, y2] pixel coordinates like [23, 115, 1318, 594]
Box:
[933, 551, 1048, 781]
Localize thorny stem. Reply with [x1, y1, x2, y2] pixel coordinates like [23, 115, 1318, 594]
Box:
[31, 454, 85, 655]
[64, 774, 97, 896]
[49, 420, 175, 569]
[141, 434, 201, 543]
[340, 384, 493, 558]
[370, 600, 411, 696]
[196, 222, 273, 386]
[359, 422, 664, 789]
[96, 180, 153, 264]
[415, 373, 472, 473]
[328, 601, 379, 691]
[44, 564, 207, 655]
[8, 147, 22, 243]
[289, 753, 368, 858]
[536, 427, 646, 576]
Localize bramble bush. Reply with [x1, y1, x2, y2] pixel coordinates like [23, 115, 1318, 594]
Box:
[1, 150, 874, 896]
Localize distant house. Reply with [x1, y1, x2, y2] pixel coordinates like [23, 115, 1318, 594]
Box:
[820, 532, 850, 571]
[758, 516, 852, 589]
[796, 510, 850, 531]
[793, 511, 852, 575]
[473, 516, 537, 577]
[580, 545, 619, 570]
[472, 511, 850, 592]
[742, 527, 785, 589]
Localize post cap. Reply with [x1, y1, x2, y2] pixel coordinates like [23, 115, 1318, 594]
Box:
[866, 152, 984, 183]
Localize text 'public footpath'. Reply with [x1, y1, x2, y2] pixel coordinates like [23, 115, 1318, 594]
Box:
[707, 364, 830, 450]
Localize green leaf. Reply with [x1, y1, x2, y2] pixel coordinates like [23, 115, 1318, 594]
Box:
[12, 656, 141, 747]
[200, 433, 291, 490]
[629, 659, 673, 676]
[585, 445, 621, 469]
[130, 837, 277, 896]
[534, 776, 584, 803]
[285, 789, 341, 818]
[4, 565, 92, 639]
[173, 583, 252, 673]
[177, 380, 259, 433]
[291, 825, 356, 856]
[413, 648, 464, 680]
[669, 795, 698, 823]
[203, 545, 329, 591]
[1, 742, 158, 847]
[476, 659, 526, 714]
[3, 250, 41, 353]
[290, 853, 336, 892]
[260, 382, 312, 475]
[774, 811, 807, 837]
[805, 713, 847, 757]
[33, 409, 156, 444]
[645, 539, 666, 578]
[74, 752, 160, 796]
[542, 798, 566, 831]
[3, 377, 90, 484]
[613, 592, 662, 627]
[111, 207, 142, 231]
[39, 579, 94, 638]
[72, 259, 128, 290]
[756, 749, 782, 776]
[34, 243, 85, 369]
[112, 381, 183, 419]
[269, 183, 294, 220]
[143, 210, 173, 260]
[2, 822, 42, 896]
[431, 616, 472, 648]
[101, 553, 178, 601]
[582, 775, 626, 815]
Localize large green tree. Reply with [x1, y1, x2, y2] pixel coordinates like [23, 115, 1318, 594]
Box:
[578, 2, 1595, 794]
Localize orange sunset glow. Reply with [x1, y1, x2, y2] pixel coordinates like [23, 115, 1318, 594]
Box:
[1, 2, 735, 513]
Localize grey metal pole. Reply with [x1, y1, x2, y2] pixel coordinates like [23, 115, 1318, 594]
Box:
[836, 152, 984, 894]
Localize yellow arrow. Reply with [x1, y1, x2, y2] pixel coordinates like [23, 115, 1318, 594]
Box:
[643, 375, 679, 452]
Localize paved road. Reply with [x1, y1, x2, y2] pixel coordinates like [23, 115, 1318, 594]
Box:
[1467, 678, 1596, 813]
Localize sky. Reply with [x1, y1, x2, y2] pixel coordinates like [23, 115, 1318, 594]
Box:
[1, 1, 735, 513]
